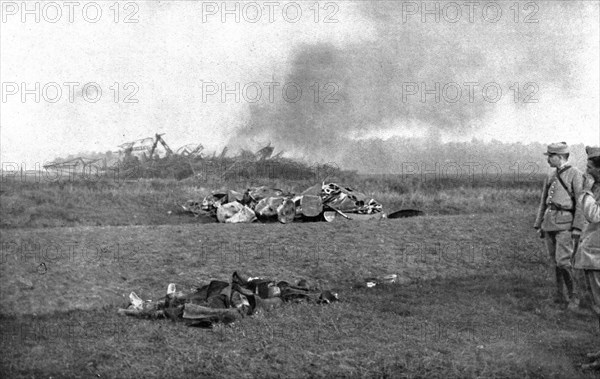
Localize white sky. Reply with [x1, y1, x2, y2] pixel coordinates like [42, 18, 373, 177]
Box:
[1, 1, 598, 166]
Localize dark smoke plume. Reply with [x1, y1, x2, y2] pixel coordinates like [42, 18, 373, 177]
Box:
[228, 2, 590, 171]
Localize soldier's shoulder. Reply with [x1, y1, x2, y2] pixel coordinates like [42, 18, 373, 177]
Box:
[565, 166, 584, 176]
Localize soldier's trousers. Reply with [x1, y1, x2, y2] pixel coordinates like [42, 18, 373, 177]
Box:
[544, 230, 573, 268]
[544, 230, 577, 301]
[583, 270, 600, 316]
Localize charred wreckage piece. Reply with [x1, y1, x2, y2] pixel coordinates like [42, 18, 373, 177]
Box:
[182, 183, 390, 223]
[118, 271, 339, 327]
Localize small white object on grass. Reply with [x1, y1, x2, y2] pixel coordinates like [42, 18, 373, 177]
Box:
[129, 292, 144, 310]
[17, 276, 33, 289]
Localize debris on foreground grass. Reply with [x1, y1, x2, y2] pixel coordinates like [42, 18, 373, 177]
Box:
[1, 212, 599, 377]
[118, 271, 338, 328]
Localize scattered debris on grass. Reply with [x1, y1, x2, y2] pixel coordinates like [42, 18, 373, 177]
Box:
[354, 274, 399, 289]
[118, 271, 339, 328]
[182, 182, 390, 223]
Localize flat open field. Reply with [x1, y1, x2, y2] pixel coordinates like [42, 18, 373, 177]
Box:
[1, 177, 598, 378]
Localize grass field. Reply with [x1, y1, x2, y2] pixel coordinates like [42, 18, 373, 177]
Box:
[1, 175, 598, 378]
[0, 173, 541, 228]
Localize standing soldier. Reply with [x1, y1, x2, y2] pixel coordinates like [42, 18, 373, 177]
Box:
[572, 146, 600, 370]
[534, 142, 585, 306]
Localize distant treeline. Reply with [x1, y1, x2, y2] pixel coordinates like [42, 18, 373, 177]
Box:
[338, 138, 589, 175]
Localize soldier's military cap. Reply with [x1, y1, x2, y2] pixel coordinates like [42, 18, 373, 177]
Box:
[586, 145, 600, 159]
[543, 142, 570, 155]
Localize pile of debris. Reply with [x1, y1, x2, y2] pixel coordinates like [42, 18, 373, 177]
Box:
[118, 271, 338, 327]
[182, 182, 384, 223]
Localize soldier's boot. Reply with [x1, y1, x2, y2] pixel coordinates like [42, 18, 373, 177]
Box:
[553, 267, 566, 304]
[563, 268, 594, 315]
[563, 268, 576, 302]
[563, 268, 585, 311]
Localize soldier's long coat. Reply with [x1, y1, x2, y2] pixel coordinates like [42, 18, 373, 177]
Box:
[573, 184, 600, 270]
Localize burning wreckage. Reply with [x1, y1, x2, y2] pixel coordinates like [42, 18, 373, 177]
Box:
[118, 271, 339, 327]
[182, 182, 386, 223]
